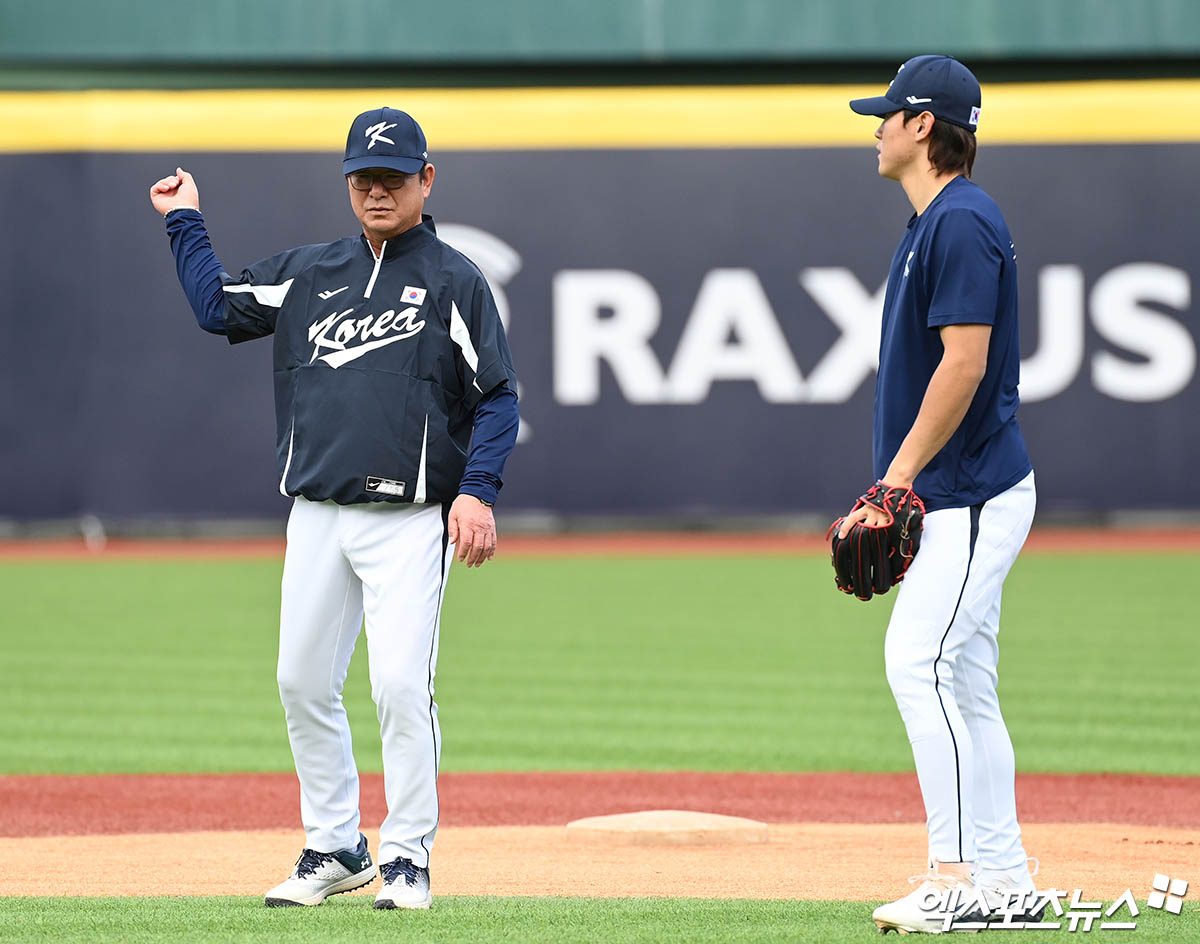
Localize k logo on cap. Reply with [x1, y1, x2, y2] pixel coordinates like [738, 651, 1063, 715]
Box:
[344, 108, 428, 175]
[364, 121, 398, 149]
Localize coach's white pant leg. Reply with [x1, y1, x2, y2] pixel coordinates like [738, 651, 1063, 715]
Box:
[884, 507, 981, 864]
[277, 497, 366, 853]
[955, 475, 1036, 878]
[343, 502, 452, 868]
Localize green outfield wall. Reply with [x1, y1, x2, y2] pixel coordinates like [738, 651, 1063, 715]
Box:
[2, 0, 1199, 89]
[5, 0, 1200, 63]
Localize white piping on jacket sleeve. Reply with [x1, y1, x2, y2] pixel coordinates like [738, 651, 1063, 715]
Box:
[223, 279, 294, 307]
[449, 300, 484, 394]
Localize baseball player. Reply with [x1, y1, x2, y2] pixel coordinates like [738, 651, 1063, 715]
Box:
[148, 107, 519, 910]
[840, 57, 1040, 933]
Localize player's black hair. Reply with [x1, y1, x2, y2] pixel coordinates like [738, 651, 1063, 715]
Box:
[904, 109, 976, 178]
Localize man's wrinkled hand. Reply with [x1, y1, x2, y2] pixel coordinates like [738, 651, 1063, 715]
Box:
[447, 494, 497, 567]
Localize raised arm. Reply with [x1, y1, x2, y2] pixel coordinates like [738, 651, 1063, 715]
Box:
[150, 167, 228, 335]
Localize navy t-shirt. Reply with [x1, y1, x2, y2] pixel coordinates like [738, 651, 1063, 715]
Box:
[873, 176, 1032, 512]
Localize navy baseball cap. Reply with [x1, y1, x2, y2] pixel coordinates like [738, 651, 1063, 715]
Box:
[343, 107, 428, 175]
[849, 55, 982, 133]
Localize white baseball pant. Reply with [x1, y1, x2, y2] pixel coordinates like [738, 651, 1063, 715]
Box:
[884, 471, 1036, 876]
[276, 495, 453, 867]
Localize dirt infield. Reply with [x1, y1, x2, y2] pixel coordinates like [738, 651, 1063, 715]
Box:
[5, 823, 1197, 901]
[4, 527, 1200, 560]
[3, 772, 1198, 900]
[4, 771, 1200, 837]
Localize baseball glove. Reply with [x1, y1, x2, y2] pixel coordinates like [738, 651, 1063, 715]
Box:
[827, 482, 926, 601]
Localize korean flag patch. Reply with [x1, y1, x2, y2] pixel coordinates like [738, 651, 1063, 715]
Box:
[402, 285, 428, 305]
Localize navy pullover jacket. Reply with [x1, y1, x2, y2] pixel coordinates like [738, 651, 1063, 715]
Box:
[165, 208, 519, 506]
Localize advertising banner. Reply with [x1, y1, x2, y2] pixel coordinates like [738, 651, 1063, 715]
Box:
[2, 142, 1196, 520]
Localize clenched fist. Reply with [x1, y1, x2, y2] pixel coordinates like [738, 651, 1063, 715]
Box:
[149, 167, 201, 217]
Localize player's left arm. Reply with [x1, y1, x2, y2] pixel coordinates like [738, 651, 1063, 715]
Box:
[881, 323, 990, 488]
[839, 207, 1001, 537]
[837, 325, 989, 536]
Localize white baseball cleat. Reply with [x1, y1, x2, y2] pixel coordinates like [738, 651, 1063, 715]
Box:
[264, 834, 377, 907]
[958, 882, 1045, 926]
[374, 856, 432, 910]
[960, 858, 1045, 926]
[873, 863, 983, 934]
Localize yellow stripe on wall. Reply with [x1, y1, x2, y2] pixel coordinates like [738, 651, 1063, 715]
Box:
[0, 81, 1197, 152]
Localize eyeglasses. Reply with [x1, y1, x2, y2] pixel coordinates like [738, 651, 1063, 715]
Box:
[347, 171, 411, 191]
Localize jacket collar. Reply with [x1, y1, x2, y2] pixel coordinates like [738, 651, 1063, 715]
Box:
[360, 214, 437, 260]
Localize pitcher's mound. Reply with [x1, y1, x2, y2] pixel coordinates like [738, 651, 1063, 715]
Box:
[566, 809, 769, 846]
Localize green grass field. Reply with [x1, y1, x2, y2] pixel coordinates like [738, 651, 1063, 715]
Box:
[0, 552, 1197, 775]
[0, 897, 1194, 944]
[1, 549, 1197, 943]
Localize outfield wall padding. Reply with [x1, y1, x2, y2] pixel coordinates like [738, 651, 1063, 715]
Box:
[2, 140, 1196, 520]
